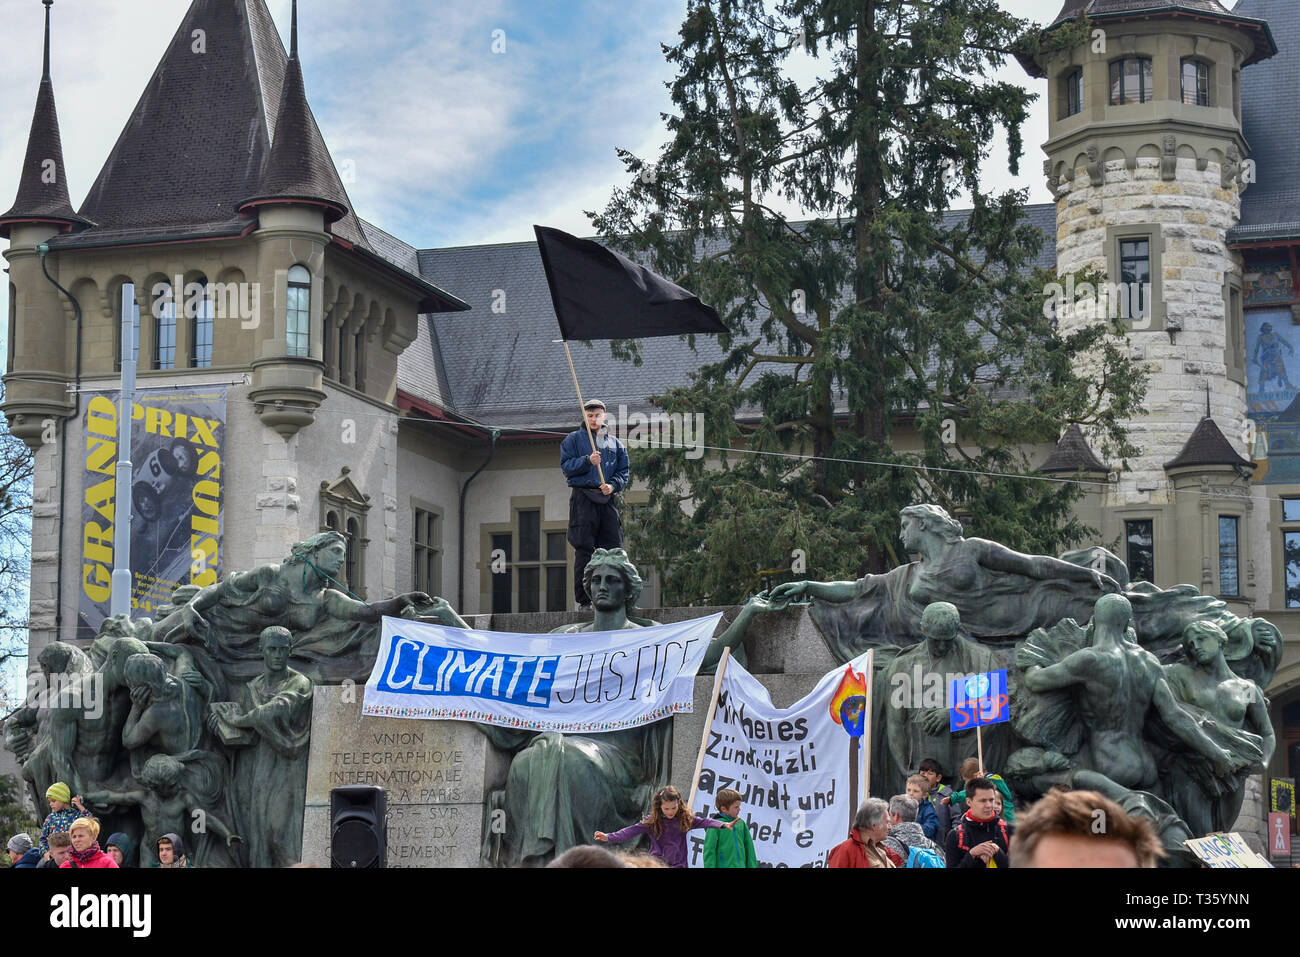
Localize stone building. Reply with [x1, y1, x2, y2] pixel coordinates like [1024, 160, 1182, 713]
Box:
[2, 0, 1298, 801]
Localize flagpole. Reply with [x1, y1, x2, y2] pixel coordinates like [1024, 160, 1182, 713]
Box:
[862, 649, 873, 802]
[687, 647, 731, 815]
[561, 341, 607, 487]
[977, 725, 984, 778]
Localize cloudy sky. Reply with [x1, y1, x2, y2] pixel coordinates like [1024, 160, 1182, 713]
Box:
[0, 0, 1055, 255]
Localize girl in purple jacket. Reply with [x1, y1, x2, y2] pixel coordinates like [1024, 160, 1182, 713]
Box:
[595, 785, 734, 868]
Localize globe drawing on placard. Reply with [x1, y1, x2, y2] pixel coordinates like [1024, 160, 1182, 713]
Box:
[964, 674, 991, 700]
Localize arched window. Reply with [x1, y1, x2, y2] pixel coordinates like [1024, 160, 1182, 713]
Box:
[1181, 59, 1210, 107]
[152, 281, 176, 371]
[1109, 57, 1152, 106]
[1062, 68, 1083, 118]
[114, 284, 140, 373]
[287, 265, 311, 358]
[325, 510, 339, 531]
[189, 277, 213, 368]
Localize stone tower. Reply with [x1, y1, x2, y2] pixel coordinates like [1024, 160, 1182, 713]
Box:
[0, 0, 88, 450]
[1020, 0, 1275, 594]
[0, 0, 468, 653]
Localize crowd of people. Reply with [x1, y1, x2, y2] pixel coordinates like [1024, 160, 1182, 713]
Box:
[548, 755, 1165, 868]
[6, 781, 194, 869]
[9, 762, 1165, 870]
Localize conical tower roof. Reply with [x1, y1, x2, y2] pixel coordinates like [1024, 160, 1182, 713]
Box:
[239, 0, 348, 222]
[0, 1, 89, 239]
[1164, 417, 1254, 471]
[1039, 424, 1108, 474]
[67, 0, 366, 249]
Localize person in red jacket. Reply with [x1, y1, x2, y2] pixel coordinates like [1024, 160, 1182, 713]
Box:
[828, 798, 904, 868]
[59, 817, 119, 869]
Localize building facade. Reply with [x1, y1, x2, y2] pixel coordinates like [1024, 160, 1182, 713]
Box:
[3, 0, 1299, 789]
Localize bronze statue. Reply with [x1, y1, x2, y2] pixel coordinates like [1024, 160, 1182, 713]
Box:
[878, 601, 1004, 788]
[1017, 594, 1243, 791]
[772, 504, 1278, 686]
[207, 626, 314, 869]
[1160, 621, 1274, 835]
[154, 530, 433, 683]
[427, 547, 776, 866]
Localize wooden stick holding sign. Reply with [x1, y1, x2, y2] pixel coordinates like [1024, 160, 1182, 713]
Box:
[862, 649, 873, 803]
[561, 342, 607, 487]
[686, 647, 731, 815]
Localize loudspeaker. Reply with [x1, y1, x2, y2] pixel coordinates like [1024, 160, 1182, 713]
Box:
[330, 785, 387, 868]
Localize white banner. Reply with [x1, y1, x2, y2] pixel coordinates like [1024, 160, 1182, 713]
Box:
[689, 653, 871, 868]
[362, 614, 722, 732]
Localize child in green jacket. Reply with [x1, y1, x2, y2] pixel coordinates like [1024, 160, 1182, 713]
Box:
[950, 757, 1016, 823]
[703, 788, 758, 868]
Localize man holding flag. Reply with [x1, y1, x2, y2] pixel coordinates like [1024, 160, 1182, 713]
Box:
[534, 223, 726, 611]
[562, 399, 630, 610]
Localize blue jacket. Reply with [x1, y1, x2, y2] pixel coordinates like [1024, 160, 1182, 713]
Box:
[12, 848, 42, 868]
[916, 798, 941, 840]
[561, 427, 629, 493]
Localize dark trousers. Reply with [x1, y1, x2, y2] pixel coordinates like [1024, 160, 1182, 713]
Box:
[568, 487, 623, 604]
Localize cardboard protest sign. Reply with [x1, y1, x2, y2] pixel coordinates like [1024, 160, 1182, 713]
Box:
[1184, 832, 1272, 868]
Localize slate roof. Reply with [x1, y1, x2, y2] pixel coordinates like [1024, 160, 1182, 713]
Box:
[74, 0, 288, 237]
[61, 0, 373, 253]
[1231, 0, 1300, 243]
[0, 2, 87, 237]
[29, 0, 464, 311]
[1164, 416, 1254, 469]
[1023, 0, 1275, 75]
[1053, 0, 1237, 20]
[405, 204, 1059, 430]
[1039, 424, 1108, 473]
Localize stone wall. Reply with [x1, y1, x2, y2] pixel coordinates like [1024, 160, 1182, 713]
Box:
[1055, 154, 1248, 506]
[300, 687, 510, 868]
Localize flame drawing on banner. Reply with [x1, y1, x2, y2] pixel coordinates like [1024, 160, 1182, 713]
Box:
[830, 665, 867, 738]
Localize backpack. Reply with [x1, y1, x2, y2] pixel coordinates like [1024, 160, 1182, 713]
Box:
[954, 818, 1010, 862]
[906, 844, 946, 869]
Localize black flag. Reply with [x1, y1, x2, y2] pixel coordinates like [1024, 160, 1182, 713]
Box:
[535, 225, 726, 341]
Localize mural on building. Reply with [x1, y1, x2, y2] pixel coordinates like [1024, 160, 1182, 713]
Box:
[79, 387, 226, 638]
[1246, 304, 1300, 484]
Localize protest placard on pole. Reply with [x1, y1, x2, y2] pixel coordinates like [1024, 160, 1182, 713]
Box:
[687, 647, 731, 814]
[689, 653, 871, 867]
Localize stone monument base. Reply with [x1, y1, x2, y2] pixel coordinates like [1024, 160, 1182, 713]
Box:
[300, 687, 508, 868]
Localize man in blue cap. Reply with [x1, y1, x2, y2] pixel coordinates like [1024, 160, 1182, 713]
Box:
[561, 399, 630, 610]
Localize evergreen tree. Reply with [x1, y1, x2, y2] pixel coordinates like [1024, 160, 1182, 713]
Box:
[593, 0, 1145, 604]
[0, 379, 31, 702]
[0, 775, 39, 853]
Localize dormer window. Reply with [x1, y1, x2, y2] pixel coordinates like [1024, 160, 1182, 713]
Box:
[1062, 68, 1083, 118]
[1181, 59, 1210, 106]
[1109, 57, 1153, 106]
